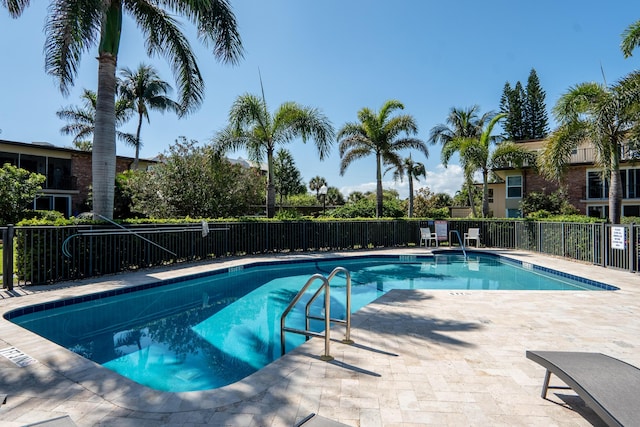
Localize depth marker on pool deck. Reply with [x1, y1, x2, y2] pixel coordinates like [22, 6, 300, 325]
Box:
[0, 347, 37, 367]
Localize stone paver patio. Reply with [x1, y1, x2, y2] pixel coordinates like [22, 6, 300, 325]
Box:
[0, 248, 637, 426]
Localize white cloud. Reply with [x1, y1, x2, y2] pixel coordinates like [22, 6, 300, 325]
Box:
[418, 164, 465, 197]
[339, 163, 465, 200]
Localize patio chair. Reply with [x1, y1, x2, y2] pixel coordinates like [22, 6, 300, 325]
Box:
[420, 227, 438, 247]
[526, 350, 640, 427]
[463, 228, 480, 247]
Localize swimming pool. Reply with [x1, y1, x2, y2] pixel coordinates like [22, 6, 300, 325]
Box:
[6, 253, 615, 392]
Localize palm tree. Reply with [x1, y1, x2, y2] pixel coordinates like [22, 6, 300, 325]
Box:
[429, 105, 492, 217]
[4, 2, 243, 219]
[214, 94, 334, 218]
[539, 73, 640, 223]
[119, 64, 180, 169]
[309, 176, 327, 197]
[386, 155, 427, 218]
[621, 20, 640, 58]
[57, 89, 134, 151]
[433, 108, 534, 217]
[338, 100, 428, 218]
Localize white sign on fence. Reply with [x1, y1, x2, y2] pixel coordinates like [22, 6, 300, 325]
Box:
[611, 226, 626, 250]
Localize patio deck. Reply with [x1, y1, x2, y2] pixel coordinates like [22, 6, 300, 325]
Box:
[0, 248, 637, 426]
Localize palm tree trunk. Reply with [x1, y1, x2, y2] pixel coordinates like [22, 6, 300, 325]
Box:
[134, 111, 143, 170]
[482, 169, 489, 218]
[609, 150, 622, 224]
[375, 153, 383, 218]
[92, 53, 118, 220]
[408, 174, 414, 218]
[266, 146, 276, 218]
[467, 180, 477, 218]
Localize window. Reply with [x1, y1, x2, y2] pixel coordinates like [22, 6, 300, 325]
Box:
[506, 208, 521, 218]
[47, 157, 73, 190]
[488, 188, 494, 203]
[34, 195, 71, 218]
[0, 152, 18, 167]
[587, 205, 608, 218]
[19, 154, 46, 175]
[587, 171, 608, 199]
[506, 175, 522, 198]
[625, 168, 640, 199]
[623, 205, 640, 217]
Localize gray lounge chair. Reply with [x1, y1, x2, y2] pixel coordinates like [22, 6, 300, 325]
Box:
[526, 350, 640, 427]
[295, 413, 349, 427]
[23, 415, 77, 426]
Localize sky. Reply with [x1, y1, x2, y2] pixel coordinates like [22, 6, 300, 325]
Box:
[1, 1, 640, 200]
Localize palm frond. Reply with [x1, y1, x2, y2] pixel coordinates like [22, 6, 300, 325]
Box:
[190, 0, 244, 65]
[273, 103, 334, 159]
[538, 122, 587, 181]
[552, 82, 607, 124]
[489, 142, 537, 169]
[229, 93, 269, 133]
[339, 146, 372, 175]
[44, 0, 103, 95]
[621, 19, 640, 58]
[440, 138, 464, 166]
[130, 1, 204, 115]
[2, 0, 30, 17]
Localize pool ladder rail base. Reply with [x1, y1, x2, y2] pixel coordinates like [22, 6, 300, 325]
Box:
[280, 267, 352, 361]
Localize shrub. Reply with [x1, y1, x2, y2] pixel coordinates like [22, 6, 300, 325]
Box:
[0, 164, 46, 225]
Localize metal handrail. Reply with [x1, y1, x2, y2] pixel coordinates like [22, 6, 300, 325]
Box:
[451, 230, 467, 259]
[280, 274, 333, 360]
[305, 267, 353, 344]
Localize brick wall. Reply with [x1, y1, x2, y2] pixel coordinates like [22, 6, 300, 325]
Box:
[70, 153, 134, 214]
[523, 167, 588, 213]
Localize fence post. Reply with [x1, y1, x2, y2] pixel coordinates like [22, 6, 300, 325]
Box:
[3, 225, 14, 291]
[629, 223, 635, 273]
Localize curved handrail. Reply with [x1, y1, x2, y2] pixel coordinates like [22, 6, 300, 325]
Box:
[305, 267, 353, 344]
[451, 230, 467, 259]
[280, 274, 332, 360]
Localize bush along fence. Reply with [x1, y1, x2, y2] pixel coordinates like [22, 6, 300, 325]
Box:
[1, 220, 638, 287]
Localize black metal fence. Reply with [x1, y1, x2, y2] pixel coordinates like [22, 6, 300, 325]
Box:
[1, 220, 638, 287]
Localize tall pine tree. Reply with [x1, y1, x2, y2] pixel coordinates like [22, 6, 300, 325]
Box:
[499, 69, 548, 141]
[524, 69, 549, 139]
[274, 149, 306, 204]
[500, 82, 526, 141]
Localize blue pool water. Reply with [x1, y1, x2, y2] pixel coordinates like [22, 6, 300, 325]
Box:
[7, 253, 613, 392]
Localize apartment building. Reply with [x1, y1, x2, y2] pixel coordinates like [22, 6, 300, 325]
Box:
[0, 139, 153, 217]
[490, 139, 640, 218]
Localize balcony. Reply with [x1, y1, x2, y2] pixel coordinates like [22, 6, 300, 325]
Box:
[46, 175, 77, 191]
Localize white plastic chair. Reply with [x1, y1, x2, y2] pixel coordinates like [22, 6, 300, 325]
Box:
[420, 227, 438, 247]
[464, 228, 481, 247]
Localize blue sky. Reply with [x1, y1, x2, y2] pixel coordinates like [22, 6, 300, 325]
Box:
[1, 1, 639, 199]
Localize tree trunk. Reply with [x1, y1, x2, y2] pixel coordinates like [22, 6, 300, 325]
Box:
[482, 169, 489, 218]
[467, 180, 477, 218]
[408, 174, 414, 218]
[92, 54, 118, 220]
[266, 146, 276, 218]
[609, 150, 622, 224]
[375, 153, 383, 218]
[134, 111, 143, 170]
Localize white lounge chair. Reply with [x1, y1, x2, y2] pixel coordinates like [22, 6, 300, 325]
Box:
[463, 228, 480, 247]
[420, 227, 438, 247]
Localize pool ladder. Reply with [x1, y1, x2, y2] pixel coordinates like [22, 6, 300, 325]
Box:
[280, 267, 353, 361]
[450, 230, 468, 259]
